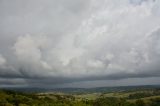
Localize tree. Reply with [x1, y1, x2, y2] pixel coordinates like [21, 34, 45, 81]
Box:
[135, 99, 145, 106]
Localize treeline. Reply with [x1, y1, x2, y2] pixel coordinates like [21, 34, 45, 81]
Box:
[128, 89, 160, 99]
[93, 97, 160, 106]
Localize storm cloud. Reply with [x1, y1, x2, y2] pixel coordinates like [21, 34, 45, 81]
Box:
[0, 0, 160, 87]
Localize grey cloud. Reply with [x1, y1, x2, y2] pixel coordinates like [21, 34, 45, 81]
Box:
[0, 0, 160, 87]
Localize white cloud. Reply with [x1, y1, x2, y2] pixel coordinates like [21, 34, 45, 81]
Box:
[0, 54, 6, 66]
[10, 0, 160, 78]
[13, 34, 53, 77]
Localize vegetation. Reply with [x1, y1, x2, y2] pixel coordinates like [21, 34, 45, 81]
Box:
[0, 87, 160, 106]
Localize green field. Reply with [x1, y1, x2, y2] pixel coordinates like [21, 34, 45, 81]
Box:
[0, 86, 160, 106]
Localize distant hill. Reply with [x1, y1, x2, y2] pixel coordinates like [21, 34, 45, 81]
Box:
[1, 85, 160, 93]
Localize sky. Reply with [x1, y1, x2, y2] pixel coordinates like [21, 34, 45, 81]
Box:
[0, 0, 160, 88]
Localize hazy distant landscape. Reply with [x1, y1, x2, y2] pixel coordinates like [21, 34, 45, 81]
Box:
[0, 85, 160, 106]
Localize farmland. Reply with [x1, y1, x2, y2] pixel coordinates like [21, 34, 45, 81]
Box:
[0, 85, 160, 106]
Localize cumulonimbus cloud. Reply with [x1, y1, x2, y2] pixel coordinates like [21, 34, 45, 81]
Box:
[0, 0, 160, 87]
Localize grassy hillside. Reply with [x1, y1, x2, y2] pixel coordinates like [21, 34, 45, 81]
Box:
[0, 86, 160, 106]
